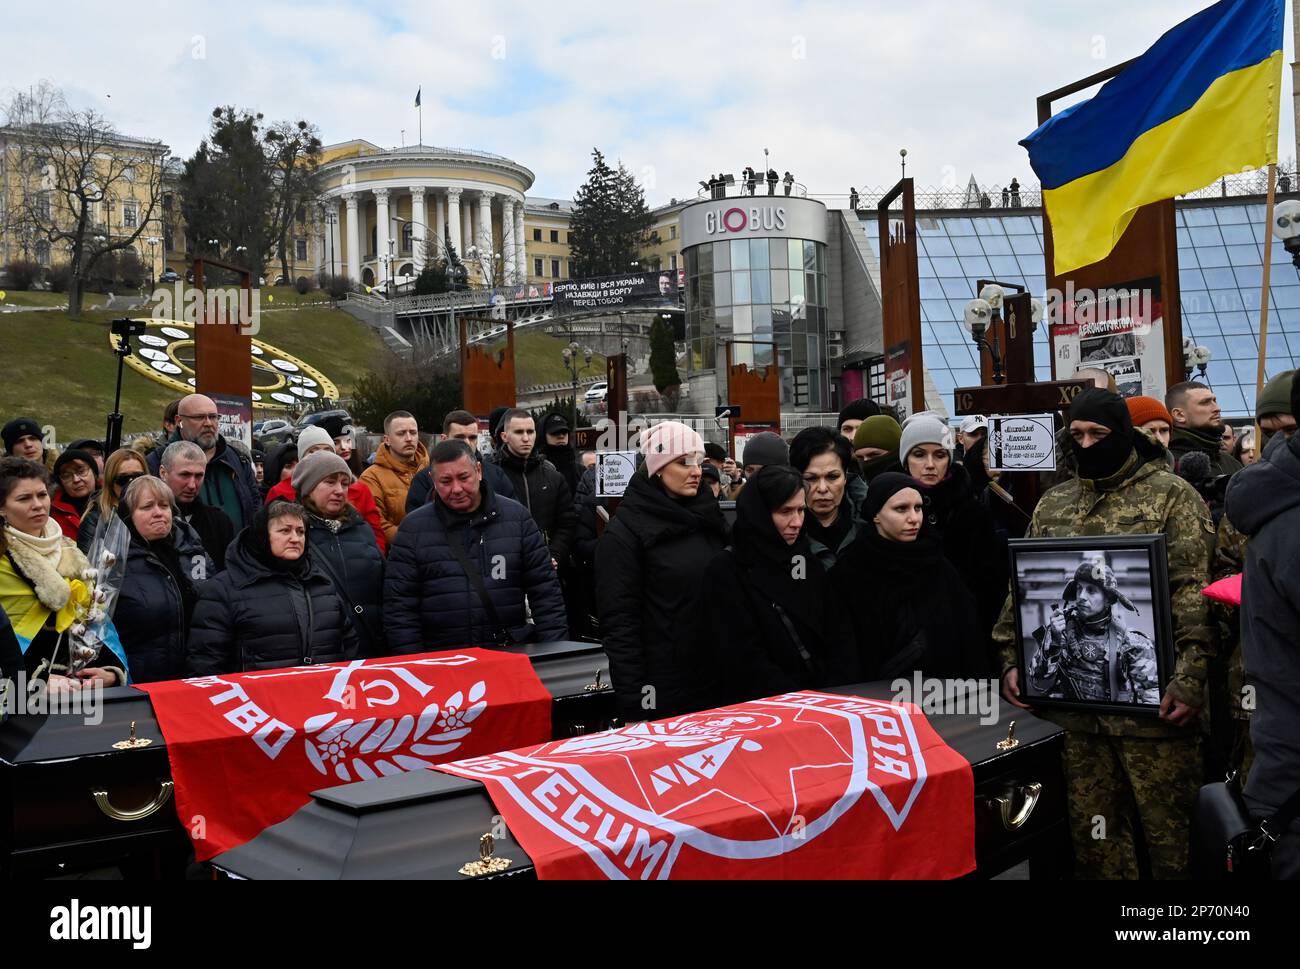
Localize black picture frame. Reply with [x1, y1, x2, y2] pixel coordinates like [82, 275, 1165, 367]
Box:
[1007, 534, 1175, 717]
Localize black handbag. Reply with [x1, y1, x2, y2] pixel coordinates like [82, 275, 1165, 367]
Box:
[1192, 772, 1300, 880]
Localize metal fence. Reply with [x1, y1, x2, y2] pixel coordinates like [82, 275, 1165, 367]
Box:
[857, 165, 1295, 213]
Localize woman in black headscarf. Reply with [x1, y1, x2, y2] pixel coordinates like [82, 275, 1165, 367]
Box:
[702, 465, 857, 703]
[187, 500, 358, 674]
[830, 472, 990, 681]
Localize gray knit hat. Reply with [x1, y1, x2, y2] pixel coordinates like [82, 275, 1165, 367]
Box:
[292, 450, 353, 499]
[899, 416, 953, 459]
[741, 431, 789, 468]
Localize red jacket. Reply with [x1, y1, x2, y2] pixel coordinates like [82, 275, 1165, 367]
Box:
[264, 478, 387, 554]
[49, 490, 83, 541]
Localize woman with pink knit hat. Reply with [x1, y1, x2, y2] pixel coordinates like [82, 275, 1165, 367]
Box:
[595, 421, 729, 723]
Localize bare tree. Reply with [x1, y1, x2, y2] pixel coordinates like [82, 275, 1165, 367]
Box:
[265, 119, 323, 285]
[2, 81, 167, 314]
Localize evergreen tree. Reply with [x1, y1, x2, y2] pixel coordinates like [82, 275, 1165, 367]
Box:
[568, 148, 652, 278]
[648, 315, 680, 394]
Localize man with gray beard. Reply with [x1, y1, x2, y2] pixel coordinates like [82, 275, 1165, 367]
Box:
[146, 393, 259, 529]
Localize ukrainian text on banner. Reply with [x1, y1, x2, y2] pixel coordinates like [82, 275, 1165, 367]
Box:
[140, 649, 553, 860]
[437, 690, 975, 880]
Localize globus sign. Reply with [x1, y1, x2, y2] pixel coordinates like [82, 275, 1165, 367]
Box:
[704, 205, 788, 235]
[680, 195, 827, 248]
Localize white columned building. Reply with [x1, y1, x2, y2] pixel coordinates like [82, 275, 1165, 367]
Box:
[317, 141, 533, 290]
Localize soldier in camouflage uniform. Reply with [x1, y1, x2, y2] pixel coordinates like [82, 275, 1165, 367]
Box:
[996, 389, 1214, 879]
[1029, 562, 1160, 705]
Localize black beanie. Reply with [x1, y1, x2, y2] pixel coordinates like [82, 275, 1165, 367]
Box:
[488, 406, 510, 442]
[2, 417, 42, 454]
[1068, 388, 1133, 438]
[704, 442, 728, 462]
[862, 471, 919, 521]
[837, 398, 881, 429]
[53, 448, 97, 482]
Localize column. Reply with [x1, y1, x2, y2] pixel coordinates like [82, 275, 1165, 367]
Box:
[446, 187, 462, 259]
[410, 187, 427, 272]
[330, 199, 342, 275]
[477, 191, 494, 261]
[374, 188, 390, 286]
[514, 204, 526, 282]
[461, 200, 472, 260]
[434, 192, 446, 260]
[501, 198, 516, 284]
[344, 193, 360, 284]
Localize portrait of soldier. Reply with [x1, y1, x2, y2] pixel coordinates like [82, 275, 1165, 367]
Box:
[1028, 561, 1160, 704]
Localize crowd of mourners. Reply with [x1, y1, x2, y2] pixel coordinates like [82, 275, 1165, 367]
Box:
[2, 367, 1299, 879]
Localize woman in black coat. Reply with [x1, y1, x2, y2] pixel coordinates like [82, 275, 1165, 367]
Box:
[188, 500, 359, 674]
[595, 422, 728, 723]
[901, 416, 1008, 637]
[114, 476, 214, 683]
[702, 466, 857, 704]
[293, 451, 386, 657]
[830, 473, 990, 681]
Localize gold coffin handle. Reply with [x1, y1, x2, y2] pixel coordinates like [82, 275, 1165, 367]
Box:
[91, 780, 174, 822]
[991, 782, 1043, 831]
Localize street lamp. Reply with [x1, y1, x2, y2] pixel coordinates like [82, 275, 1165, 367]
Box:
[562, 339, 594, 431]
[1182, 336, 1212, 381]
[145, 235, 159, 289]
[1273, 198, 1300, 267]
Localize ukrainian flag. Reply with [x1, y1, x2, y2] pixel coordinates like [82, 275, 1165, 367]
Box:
[1022, 0, 1285, 275]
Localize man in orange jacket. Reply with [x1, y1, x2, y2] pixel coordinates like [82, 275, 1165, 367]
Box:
[360, 410, 428, 543]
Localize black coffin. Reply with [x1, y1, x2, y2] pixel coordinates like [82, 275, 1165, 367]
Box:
[212, 681, 1068, 880]
[0, 640, 616, 879]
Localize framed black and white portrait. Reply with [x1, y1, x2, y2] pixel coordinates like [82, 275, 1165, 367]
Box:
[1008, 534, 1174, 717]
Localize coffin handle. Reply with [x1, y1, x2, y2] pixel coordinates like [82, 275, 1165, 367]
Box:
[992, 782, 1042, 831]
[91, 780, 174, 822]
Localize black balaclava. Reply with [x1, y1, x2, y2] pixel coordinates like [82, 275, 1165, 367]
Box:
[1068, 387, 1135, 481]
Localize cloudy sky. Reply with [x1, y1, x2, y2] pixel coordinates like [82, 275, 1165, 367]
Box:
[4, 0, 1294, 206]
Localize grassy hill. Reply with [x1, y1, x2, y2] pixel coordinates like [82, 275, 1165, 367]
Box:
[0, 295, 388, 441]
[0, 286, 605, 441]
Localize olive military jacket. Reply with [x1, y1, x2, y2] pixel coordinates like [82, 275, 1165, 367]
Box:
[993, 447, 1216, 738]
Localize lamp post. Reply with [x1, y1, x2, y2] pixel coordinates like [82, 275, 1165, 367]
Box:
[562, 339, 593, 431]
[145, 235, 159, 290]
[324, 207, 338, 278]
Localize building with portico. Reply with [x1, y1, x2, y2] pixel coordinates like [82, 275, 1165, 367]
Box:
[316, 140, 534, 290]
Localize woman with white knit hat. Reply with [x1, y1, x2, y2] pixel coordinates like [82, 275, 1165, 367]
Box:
[595, 421, 729, 722]
[900, 415, 1007, 636]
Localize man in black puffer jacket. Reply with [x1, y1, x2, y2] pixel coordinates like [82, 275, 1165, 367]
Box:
[385, 440, 568, 651]
[187, 502, 359, 674]
[493, 409, 577, 566]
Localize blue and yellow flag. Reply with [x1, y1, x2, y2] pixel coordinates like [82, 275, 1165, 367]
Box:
[1021, 0, 1284, 275]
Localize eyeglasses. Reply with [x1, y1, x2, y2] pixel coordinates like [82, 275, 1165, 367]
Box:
[114, 472, 145, 489]
[179, 412, 220, 423]
[58, 466, 94, 482]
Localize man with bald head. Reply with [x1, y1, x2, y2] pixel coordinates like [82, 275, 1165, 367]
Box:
[147, 393, 260, 528]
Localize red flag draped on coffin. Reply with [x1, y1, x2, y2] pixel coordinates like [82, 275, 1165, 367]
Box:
[437, 690, 976, 879]
[140, 649, 553, 860]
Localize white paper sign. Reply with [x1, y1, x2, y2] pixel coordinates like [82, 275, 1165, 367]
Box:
[596, 450, 638, 497]
[987, 414, 1057, 472]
